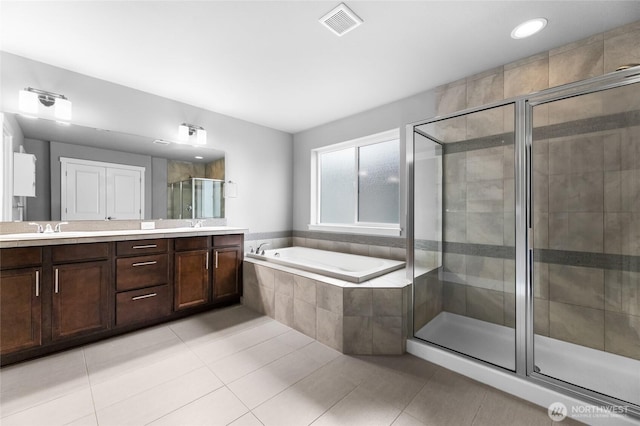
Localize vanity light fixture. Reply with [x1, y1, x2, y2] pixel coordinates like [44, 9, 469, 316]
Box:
[178, 123, 207, 145]
[19, 87, 72, 121]
[511, 18, 548, 39]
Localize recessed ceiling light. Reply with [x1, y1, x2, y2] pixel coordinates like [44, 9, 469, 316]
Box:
[195, 156, 204, 160]
[511, 18, 547, 39]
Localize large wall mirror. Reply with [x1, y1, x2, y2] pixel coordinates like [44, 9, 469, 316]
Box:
[2, 112, 225, 222]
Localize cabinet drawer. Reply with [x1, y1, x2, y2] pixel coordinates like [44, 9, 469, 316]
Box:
[116, 239, 167, 256]
[116, 285, 171, 327]
[213, 234, 243, 247]
[174, 236, 209, 252]
[52, 243, 109, 263]
[116, 254, 168, 291]
[0, 247, 42, 269]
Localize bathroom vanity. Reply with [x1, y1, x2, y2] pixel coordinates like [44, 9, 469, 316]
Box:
[0, 227, 245, 365]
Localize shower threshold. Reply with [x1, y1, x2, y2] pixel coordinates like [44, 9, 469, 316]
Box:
[415, 312, 639, 407]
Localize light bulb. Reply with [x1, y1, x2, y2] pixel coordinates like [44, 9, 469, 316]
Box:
[196, 128, 207, 145]
[55, 98, 72, 121]
[178, 124, 189, 142]
[19, 90, 38, 114]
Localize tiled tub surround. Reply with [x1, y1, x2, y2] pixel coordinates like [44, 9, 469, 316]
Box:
[243, 257, 411, 355]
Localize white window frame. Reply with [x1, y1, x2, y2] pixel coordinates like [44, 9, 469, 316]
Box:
[309, 128, 401, 236]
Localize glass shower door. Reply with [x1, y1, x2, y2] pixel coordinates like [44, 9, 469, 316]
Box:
[531, 82, 640, 407]
[413, 103, 517, 370]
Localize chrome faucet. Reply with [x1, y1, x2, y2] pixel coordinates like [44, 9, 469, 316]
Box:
[188, 219, 205, 228]
[54, 222, 69, 233]
[256, 242, 270, 255]
[28, 222, 44, 233]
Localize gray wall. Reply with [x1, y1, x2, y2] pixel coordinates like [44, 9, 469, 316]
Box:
[49, 141, 155, 221]
[23, 138, 51, 221]
[292, 90, 437, 235]
[151, 157, 168, 219]
[1, 52, 293, 233]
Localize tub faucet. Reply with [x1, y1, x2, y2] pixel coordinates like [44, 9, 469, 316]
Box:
[256, 242, 270, 255]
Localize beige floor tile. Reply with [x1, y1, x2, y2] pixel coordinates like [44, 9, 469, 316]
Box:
[273, 328, 316, 349]
[95, 367, 223, 426]
[90, 349, 204, 409]
[296, 341, 342, 365]
[191, 320, 291, 364]
[357, 365, 426, 410]
[169, 305, 269, 346]
[149, 387, 248, 426]
[0, 349, 89, 417]
[208, 337, 297, 384]
[0, 387, 94, 426]
[404, 369, 488, 426]
[312, 387, 402, 426]
[393, 412, 427, 426]
[65, 413, 98, 426]
[227, 350, 322, 409]
[253, 365, 357, 426]
[319, 355, 382, 386]
[229, 412, 264, 426]
[471, 390, 551, 426]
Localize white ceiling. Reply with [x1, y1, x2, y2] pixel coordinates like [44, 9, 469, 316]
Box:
[2, 1, 640, 134]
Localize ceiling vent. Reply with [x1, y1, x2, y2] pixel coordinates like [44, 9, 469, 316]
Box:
[319, 3, 363, 37]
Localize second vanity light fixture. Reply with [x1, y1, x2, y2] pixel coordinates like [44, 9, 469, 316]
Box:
[178, 123, 207, 145]
[19, 87, 72, 121]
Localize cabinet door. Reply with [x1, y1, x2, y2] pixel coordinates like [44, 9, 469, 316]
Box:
[213, 247, 241, 300]
[0, 268, 42, 354]
[174, 250, 210, 310]
[52, 261, 109, 340]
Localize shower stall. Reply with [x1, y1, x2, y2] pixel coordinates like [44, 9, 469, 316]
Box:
[167, 178, 224, 219]
[408, 66, 640, 417]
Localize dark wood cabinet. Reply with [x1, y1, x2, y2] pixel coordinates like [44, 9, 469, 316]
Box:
[212, 234, 243, 301]
[213, 246, 242, 300]
[0, 267, 42, 354]
[52, 261, 109, 340]
[115, 239, 170, 327]
[174, 237, 210, 311]
[0, 232, 243, 365]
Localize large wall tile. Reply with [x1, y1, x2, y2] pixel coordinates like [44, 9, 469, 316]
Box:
[316, 282, 343, 314]
[549, 264, 604, 310]
[604, 27, 640, 74]
[293, 299, 316, 338]
[466, 287, 504, 325]
[466, 212, 503, 245]
[549, 301, 604, 350]
[275, 270, 294, 297]
[316, 308, 343, 352]
[466, 147, 504, 182]
[436, 80, 467, 115]
[255, 265, 275, 289]
[373, 288, 404, 317]
[444, 182, 467, 212]
[466, 180, 503, 212]
[343, 316, 372, 354]
[534, 298, 550, 336]
[293, 275, 316, 305]
[465, 255, 504, 291]
[444, 152, 467, 183]
[504, 54, 549, 98]
[443, 281, 466, 315]
[549, 212, 603, 252]
[566, 172, 603, 212]
[466, 68, 504, 108]
[604, 270, 622, 313]
[503, 294, 515, 328]
[444, 211, 467, 243]
[275, 293, 294, 327]
[621, 271, 640, 317]
[373, 316, 403, 355]
[604, 311, 640, 360]
[343, 288, 372, 316]
[549, 35, 604, 87]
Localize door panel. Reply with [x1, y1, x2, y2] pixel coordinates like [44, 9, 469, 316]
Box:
[107, 168, 142, 220]
[63, 163, 106, 220]
[0, 268, 42, 354]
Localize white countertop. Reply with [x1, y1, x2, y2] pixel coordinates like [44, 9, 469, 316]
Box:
[0, 226, 248, 248]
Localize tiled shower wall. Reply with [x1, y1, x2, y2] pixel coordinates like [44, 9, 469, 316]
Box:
[414, 19, 640, 361]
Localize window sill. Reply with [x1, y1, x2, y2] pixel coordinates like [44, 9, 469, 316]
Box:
[308, 224, 402, 237]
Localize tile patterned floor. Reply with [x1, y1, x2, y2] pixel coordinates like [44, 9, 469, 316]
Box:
[0, 305, 574, 426]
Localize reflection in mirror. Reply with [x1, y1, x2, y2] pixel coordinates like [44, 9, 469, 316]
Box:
[1, 112, 225, 222]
